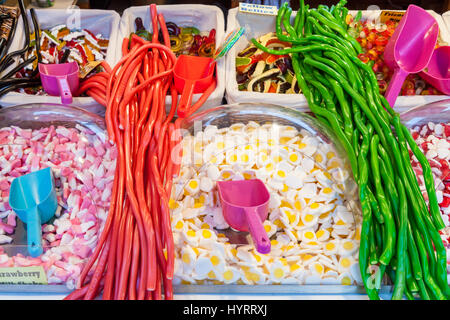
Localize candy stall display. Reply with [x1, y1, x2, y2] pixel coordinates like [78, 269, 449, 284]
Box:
[117, 5, 225, 113]
[171, 104, 362, 286]
[0, 0, 448, 302]
[0, 104, 115, 289]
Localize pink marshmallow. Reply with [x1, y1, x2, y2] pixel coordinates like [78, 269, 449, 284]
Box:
[0, 179, 9, 191]
[7, 213, 16, 227]
[0, 222, 14, 234]
[73, 243, 92, 259]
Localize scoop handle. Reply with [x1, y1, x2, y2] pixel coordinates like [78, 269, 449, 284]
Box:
[26, 207, 43, 258]
[57, 76, 73, 105]
[177, 80, 195, 118]
[384, 68, 409, 107]
[244, 207, 271, 254]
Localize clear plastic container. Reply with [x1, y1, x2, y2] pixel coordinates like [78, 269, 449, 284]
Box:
[0, 103, 116, 290]
[400, 98, 450, 127]
[171, 103, 363, 291]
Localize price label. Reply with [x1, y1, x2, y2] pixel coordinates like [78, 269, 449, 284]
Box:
[0, 266, 48, 285]
[239, 2, 278, 16]
[380, 10, 405, 23]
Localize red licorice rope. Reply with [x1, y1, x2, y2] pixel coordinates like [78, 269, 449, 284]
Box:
[64, 4, 216, 300]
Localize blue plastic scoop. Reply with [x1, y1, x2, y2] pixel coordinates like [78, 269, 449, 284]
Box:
[8, 167, 57, 257]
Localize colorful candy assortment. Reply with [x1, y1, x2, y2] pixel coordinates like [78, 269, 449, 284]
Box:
[236, 32, 299, 94]
[409, 122, 450, 268]
[0, 124, 116, 287]
[347, 14, 443, 96]
[133, 17, 216, 57]
[16, 24, 109, 94]
[170, 122, 361, 285]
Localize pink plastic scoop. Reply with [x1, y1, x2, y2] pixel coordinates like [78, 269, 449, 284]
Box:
[217, 179, 271, 254]
[39, 61, 79, 105]
[419, 46, 450, 95]
[384, 5, 439, 107]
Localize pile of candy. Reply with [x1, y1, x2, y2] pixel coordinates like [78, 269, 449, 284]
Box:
[346, 14, 443, 96]
[409, 122, 450, 261]
[170, 122, 361, 285]
[16, 24, 109, 94]
[133, 17, 216, 57]
[236, 32, 299, 94]
[0, 124, 116, 287]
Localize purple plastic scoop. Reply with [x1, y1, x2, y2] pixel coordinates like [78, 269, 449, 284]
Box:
[384, 5, 439, 107]
[419, 46, 450, 95]
[217, 179, 271, 254]
[39, 61, 79, 105]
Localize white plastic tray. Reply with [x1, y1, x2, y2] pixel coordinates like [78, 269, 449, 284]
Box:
[0, 8, 121, 115]
[117, 5, 226, 114]
[225, 8, 450, 114]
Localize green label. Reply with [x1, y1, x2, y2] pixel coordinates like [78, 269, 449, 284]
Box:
[0, 266, 48, 285]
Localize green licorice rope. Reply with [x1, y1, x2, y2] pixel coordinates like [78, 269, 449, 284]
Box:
[366, 187, 384, 224]
[401, 124, 445, 231]
[294, 0, 306, 36]
[276, 3, 295, 43]
[405, 254, 420, 293]
[308, 17, 355, 57]
[378, 143, 395, 178]
[282, 6, 297, 39]
[406, 223, 423, 282]
[409, 215, 446, 300]
[368, 220, 378, 265]
[378, 157, 399, 215]
[416, 277, 431, 300]
[293, 54, 359, 178]
[369, 135, 395, 266]
[392, 177, 407, 300]
[352, 130, 359, 159]
[392, 117, 441, 277]
[326, 77, 353, 142]
[323, 51, 362, 92]
[301, 62, 340, 120]
[357, 137, 379, 300]
[302, 57, 389, 152]
[310, 52, 348, 79]
[308, 9, 362, 54]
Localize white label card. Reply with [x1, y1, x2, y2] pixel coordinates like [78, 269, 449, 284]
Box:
[238, 3, 278, 16]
